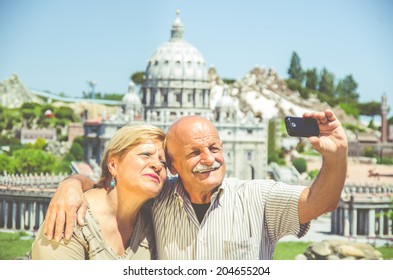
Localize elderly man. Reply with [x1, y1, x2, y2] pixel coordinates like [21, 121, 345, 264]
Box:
[44, 109, 348, 259]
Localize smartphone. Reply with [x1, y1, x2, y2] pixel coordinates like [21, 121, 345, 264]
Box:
[284, 116, 320, 137]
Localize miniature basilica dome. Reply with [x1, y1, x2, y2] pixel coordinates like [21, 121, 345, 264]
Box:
[141, 10, 211, 119]
[144, 10, 208, 82]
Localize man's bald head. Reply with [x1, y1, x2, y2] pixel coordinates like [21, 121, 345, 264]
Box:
[166, 115, 218, 144]
[164, 115, 226, 197]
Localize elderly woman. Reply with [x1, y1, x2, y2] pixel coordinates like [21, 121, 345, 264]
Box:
[32, 124, 167, 260]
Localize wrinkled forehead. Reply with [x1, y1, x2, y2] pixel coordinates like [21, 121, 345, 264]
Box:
[168, 122, 220, 144]
[134, 140, 165, 154]
[168, 118, 220, 146]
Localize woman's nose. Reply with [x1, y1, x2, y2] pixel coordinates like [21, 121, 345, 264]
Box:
[150, 158, 163, 171]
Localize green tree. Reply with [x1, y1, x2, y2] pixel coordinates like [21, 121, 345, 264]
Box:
[12, 149, 57, 174]
[288, 52, 304, 84]
[0, 154, 15, 174]
[0, 134, 21, 147]
[368, 119, 377, 129]
[72, 136, 85, 147]
[103, 93, 123, 101]
[268, 118, 276, 163]
[20, 102, 40, 110]
[54, 106, 79, 122]
[21, 109, 37, 128]
[339, 102, 359, 119]
[292, 157, 307, 174]
[335, 74, 359, 103]
[305, 68, 318, 91]
[54, 153, 74, 174]
[32, 138, 48, 150]
[223, 78, 236, 85]
[318, 68, 335, 100]
[131, 71, 145, 85]
[69, 142, 84, 161]
[358, 101, 381, 117]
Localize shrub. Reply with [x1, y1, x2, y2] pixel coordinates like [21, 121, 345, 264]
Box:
[292, 157, 307, 174]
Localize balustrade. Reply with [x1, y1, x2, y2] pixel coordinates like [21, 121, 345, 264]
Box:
[0, 172, 69, 231]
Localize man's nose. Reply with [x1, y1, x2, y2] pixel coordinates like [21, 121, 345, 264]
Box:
[200, 149, 215, 165]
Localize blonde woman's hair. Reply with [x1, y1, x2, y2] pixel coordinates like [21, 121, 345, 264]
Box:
[96, 124, 166, 188]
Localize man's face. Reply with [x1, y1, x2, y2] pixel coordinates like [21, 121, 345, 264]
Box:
[167, 118, 226, 195]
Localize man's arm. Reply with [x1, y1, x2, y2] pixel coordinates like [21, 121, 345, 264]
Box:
[298, 109, 348, 224]
[32, 223, 86, 259]
[44, 174, 95, 241]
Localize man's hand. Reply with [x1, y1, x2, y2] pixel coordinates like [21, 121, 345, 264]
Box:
[44, 177, 88, 241]
[298, 109, 348, 224]
[303, 109, 348, 157]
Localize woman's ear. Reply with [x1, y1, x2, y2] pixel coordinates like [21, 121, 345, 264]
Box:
[107, 157, 117, 175]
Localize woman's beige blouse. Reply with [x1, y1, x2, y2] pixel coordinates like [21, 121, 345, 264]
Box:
[32, 204, 156, 260]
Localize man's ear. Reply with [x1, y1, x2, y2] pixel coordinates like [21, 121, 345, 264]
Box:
[165, 153, 178, 176]
[168, 163, 178, 176]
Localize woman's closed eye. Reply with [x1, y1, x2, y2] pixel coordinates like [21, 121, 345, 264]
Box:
[140, 151, 152, 157]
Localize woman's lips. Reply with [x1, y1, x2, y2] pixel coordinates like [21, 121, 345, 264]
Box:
[144, 173, 160, 182]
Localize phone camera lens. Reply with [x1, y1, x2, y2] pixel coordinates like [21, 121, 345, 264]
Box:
[291, 122, 296, 128]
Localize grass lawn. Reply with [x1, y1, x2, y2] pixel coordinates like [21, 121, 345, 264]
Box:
[273, 241, 393, 260]
[273, 241, 313, 260]
[0, 231, 34, 260]
[1, 231, 393, 260]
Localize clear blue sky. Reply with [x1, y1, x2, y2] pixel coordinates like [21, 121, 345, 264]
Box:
[1, 0, 392, 117]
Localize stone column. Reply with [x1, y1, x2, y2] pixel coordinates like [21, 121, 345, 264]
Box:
[368, 209, 376, 237]
[168, 89, 174, 105]
[388, 216, 393, 236]
[146, 90, 151, 106]
[351, 209, 358, 237]
[194, 89, 198, 107]
[378, 210, 384, 236]
[330, 211, 336, 234]
[344, 208, 350, 236]
[10, 201, 16, 229]
[340, 208, 346, 235]
[35, 203, 43, 229]
[12, 201, 17, 229]
[85, 140, 92, 161]
[0, 199, 4, 228]
[39, 203, 44, 227]
[20, 202, 26, 231]
[30, 202, 36, 231]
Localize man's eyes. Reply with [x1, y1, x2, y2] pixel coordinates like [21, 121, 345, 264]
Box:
[188, 146, 221, 157]
[210, 147, 221, 152]
[188, 151, 200, 157]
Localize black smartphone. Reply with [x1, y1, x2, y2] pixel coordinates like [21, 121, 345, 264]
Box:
[284, 116, 320, 137]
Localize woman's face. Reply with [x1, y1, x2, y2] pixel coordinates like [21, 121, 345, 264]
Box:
[111, 139, 167, 199]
